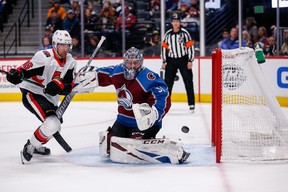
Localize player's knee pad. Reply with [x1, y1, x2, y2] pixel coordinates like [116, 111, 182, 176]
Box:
[40, 115, 61, 137]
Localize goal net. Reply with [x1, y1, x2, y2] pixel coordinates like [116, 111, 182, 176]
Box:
[212, 47, 288, 163]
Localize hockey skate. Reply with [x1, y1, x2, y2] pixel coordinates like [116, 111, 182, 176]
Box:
[34, 146, 51, 156]
[189, 105, 195, 113]
[179, 150, 191, 164]
[20, 140, 51, 164]
[20, 140, 35, 164]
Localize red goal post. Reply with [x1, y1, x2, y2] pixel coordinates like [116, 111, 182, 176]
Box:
[212, 48, 222, 163]
[212, 47, 288, 163]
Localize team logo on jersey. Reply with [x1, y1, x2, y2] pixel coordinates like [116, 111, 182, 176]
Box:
[42, 50, 51, 57]
[116, 84, 133, 110]
[147, 72, 156, 80]
[222, 63, 246, 90]
[52, 71, 61, 79]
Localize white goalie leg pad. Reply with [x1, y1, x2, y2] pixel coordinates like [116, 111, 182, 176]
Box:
[132, 103, 159, 131]
[74, 71, 99, 93]
[110, 137, 186, 164]
[99, 130, 110, 157]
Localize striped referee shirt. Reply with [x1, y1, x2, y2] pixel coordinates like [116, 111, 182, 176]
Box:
[161, 27, 195, 63]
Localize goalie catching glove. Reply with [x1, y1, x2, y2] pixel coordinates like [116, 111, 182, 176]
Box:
[73, 70, 98, 93]
[132, 103, 159, 131]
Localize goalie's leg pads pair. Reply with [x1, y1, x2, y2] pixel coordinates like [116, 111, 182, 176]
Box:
[99, 130, 190, 164]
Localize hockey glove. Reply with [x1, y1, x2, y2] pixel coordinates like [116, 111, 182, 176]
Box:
[73, 71, 98, 93]
[44, 78, 64, 96]
[132, 103, 159, 131]
[6, 69, 23, 85]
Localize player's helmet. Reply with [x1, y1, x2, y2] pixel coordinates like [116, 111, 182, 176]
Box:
[52, 30, 72, 50]
[123, 47, 144, 80]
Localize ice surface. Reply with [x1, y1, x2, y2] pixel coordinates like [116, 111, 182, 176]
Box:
[1, 101, 288, 192]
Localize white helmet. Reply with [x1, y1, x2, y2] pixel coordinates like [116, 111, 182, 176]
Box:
[52, 30, 72, 50]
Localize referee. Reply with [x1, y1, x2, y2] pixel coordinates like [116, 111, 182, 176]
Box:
[161, 12, 195, 112]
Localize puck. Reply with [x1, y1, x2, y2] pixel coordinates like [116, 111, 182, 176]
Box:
[181, 126, 189, 133]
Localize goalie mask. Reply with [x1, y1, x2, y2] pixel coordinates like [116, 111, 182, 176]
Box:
[123, 47, 144, 80]
[52, 30, 72, 51]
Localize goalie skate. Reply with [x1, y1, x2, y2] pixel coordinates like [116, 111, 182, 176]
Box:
[179, 150, 191, 164]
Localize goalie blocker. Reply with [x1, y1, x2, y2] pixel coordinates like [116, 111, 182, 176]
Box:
[99, 130, 190, 164]
[132, 103, 158, 131]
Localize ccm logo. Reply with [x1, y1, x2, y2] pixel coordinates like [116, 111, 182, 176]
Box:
[143, 140, 164, 144]
[277, 67, 288, 88]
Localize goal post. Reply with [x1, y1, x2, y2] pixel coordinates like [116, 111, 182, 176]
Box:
[212, 47, 288, 163]
[212, 48, 222, 163]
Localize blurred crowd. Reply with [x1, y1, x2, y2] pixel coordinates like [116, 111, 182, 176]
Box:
[39, 1, 288, 57]
[218, 16, 288, 56]
[40, 0, 200, 57]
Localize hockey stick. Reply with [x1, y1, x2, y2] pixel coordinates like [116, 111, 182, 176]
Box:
[53, 36, 106, 150]
[0, 69, 45, 88]
[55, 36, 106, 119]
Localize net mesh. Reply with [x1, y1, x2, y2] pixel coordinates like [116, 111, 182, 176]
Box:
[220, 47, 288, 161]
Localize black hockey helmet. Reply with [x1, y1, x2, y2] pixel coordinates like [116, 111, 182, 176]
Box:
[171, 12, 181, 21]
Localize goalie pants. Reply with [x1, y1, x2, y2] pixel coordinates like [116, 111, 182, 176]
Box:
[111, 121, 160, 139]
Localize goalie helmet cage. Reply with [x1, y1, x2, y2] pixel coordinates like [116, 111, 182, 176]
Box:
[211, 47, 288, 163]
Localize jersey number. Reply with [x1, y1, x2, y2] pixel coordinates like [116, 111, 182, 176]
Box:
[22, 61, 33, 70]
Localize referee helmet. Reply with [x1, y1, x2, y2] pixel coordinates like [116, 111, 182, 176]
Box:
[171, 13, 181, 21]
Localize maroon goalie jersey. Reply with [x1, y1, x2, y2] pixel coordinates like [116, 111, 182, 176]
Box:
[96, 64, 171, 128]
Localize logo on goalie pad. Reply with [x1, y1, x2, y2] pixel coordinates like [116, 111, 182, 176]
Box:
[143, 139, 165, 144]
[222, 64, 246, 90]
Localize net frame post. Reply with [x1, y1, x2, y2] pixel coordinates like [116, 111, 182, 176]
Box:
[212, 48, 222, 163]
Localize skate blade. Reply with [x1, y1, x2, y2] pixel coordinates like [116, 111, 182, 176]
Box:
[20, 151, 29, 165]
[33, 151, 51, 156]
